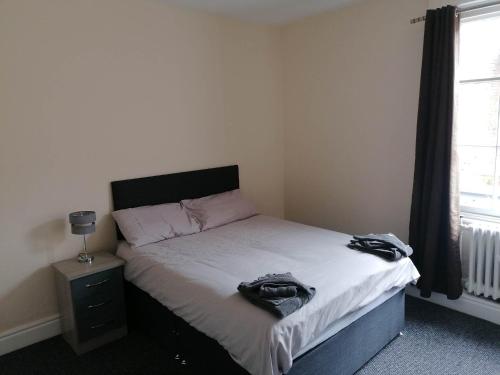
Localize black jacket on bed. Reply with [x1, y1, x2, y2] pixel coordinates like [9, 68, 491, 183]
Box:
[348, 233, 413, 261]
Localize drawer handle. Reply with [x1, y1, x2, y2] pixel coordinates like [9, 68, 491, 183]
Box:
[85, 278, 109, 288]
[90, 320, 114, 330]
[87, 300, 111, 309]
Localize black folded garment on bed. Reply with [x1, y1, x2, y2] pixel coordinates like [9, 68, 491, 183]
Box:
[237, 272, 316, 318]
[347, 233, 413, 261]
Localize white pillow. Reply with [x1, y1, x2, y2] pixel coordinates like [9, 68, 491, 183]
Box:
[112, 203, 200, 247]
[181, 189, 257, 230]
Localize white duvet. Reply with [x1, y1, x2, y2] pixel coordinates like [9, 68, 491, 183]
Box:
[117, 215, 420, 375]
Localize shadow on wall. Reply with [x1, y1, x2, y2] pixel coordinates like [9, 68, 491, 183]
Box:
[0, 214, 118, 334]
[28, 214, 117, 259]
[28, 218, 66, 264]
[1, 218, 66, 333]
[87, 214, 117, 254]
[0, 266, 59, 333]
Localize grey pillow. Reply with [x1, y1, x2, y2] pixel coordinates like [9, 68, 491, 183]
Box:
[112, 203, 200, 247]
[181, 189, 258, 231]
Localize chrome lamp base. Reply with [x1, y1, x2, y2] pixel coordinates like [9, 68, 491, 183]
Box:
[78, 252, 94, 263]
[77, 233, 94, 263]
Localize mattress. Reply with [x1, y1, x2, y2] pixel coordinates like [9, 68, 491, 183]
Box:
[117, 215, 420, 375]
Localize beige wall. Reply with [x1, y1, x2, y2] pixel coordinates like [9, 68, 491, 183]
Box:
[0, 0, 454, 336]
[282, 0, 428, 240]
[0, 0, 284, 333]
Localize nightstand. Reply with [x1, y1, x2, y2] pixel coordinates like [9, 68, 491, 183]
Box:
[52, 251, 127, 354]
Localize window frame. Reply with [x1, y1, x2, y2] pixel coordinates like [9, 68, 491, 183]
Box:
[457, 9, 500, 218]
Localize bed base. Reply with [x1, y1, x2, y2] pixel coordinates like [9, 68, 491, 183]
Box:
[125, 281, 405, 375]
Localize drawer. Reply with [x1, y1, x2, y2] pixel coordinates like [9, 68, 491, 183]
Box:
[71, 267, 123, 302]
[74, 294, 125, 320]
[77, 312, 126, 342]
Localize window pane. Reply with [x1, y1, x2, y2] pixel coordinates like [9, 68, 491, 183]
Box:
[458, 145, 496, 197]
[460, 14, 500, 80]
[457, 81, 500, 147]
[496, 147, 500, 197]
[461, 147, 500, 214]
[458, 14, 500, 214]
[460, 192, 497, 212]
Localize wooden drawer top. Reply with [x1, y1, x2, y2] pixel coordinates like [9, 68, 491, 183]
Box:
[52, 251, 125, 281]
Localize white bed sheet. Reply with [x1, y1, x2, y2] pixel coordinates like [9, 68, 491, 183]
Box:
[117, 215, 419, 375]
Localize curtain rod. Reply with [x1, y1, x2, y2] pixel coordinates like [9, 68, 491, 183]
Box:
[410, 1, 500, 24]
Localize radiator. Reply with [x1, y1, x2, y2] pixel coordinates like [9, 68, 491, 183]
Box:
[461, 221, 500, 300]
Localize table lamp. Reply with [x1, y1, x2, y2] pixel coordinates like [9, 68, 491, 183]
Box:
[69, 211, 96, 263]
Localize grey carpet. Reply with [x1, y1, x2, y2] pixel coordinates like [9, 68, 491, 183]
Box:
[0, 296, 498, 375]
[357, 296, 500, 375]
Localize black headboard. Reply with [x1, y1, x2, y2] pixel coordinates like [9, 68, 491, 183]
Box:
[111, 165, 239, 240]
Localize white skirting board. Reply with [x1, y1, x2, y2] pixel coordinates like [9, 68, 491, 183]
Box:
[0, 314, 61, 357]
[405, 285, 500, 325]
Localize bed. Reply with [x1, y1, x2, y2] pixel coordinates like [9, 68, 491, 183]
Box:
[111, 165, 419, 375]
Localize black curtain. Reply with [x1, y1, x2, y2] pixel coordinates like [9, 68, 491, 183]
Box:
[409, 6, 462, 300]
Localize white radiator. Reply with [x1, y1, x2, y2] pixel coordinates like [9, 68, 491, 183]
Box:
[461, 221, 500, 300]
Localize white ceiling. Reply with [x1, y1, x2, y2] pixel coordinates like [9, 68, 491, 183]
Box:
[163, 0, 363, 24]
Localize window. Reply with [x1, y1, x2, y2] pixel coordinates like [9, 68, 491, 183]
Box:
[457, 10, 500, 216]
